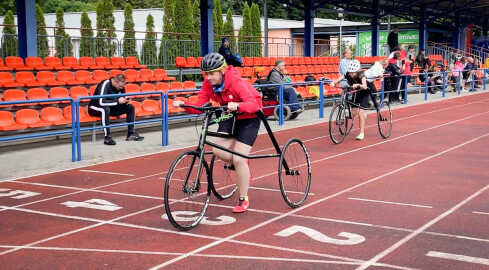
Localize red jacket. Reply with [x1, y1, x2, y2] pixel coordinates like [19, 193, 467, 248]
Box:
[184, 66, 262, 119]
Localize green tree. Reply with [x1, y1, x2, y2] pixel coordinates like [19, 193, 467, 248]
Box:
[142, 14, 158, 66]
[55, 7, 73, 58]
[159, 0, 176, 67]
[95, 0, 117, 57]
[1, 10, 17, 56]
[42, 0, 95, 13]
[0, 0, 15, 16]
[213, 0, 223, 36]
[174, 0, 197, 57]
[223, 8, 236, 52]
[79, 11, 95, 57]
[193, 0, 200, 35]
[36, 4, 50, 58]
[250, 3, 262, 57]
[238, 2, 251, 43]
[122, 3, 137, 58]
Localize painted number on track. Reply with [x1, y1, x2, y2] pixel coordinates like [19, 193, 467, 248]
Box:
[274, 225, 365, 245]
[162, 211, 236, 225]
[0, 188, 41, 199]
[61, 199, 122, 211]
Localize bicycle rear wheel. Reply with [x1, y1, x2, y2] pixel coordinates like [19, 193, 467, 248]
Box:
[329, 104, 349, 144]
[164, 151, 210, 230]
[377, 100, 392, 138]
[278, 138, 311, 208]
[210, 154, 238, 200]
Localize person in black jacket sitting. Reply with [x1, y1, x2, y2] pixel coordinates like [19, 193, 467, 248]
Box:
[88, 74, 144, 145]
[218, 38, 241, 67]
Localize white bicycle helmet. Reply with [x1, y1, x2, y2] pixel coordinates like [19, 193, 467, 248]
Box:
[346, 60, 361, 72]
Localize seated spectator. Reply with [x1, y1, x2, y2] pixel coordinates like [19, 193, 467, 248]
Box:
[415, 49, 425, 68]
[218, 38, 242, 67]
[267, 59, 303, 114]
[407, 45, 416, 70]
[427, 64, 443, 94]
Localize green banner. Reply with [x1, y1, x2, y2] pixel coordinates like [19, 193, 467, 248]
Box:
[358, 30, 419, 54]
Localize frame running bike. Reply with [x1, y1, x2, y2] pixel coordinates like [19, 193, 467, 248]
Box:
[163, 103, 312, 230]
[329, 86, 393, 144]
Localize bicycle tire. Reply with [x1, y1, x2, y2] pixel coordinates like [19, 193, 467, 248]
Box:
[278, 138, 312, 208]
[164, 151, 211, 230]
[377, 100, 392, 138]
[329, 104, 349, 144]
[210, 154, 238, 200]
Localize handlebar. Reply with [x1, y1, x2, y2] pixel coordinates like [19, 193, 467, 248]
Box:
[179, 102, 238, 112]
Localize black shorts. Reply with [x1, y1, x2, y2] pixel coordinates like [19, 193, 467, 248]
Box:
[217, 116, 261, 146]
[351, 90, 370, 109]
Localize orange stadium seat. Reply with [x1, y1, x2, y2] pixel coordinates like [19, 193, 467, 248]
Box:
[142, 99, 161, 114]
[63, 56, 88, 70]
[175, 57, 190, 68]
[3, 89, 27, 106]
[170, 81, 184, 90]
[188, 95, 198, 103]
[129, 100, 153, 116]
[49, 87, 70, 103]
[5, 56, 32, 70]
[0, 57, 14, 71]
[16, 109, 51, 128]
[186, 57, 199, 68]
[92, 70, 109, 82]
[41, 107, 72, 125]
[109, 69, 124, 78]
[15, 71, 45, 87]
[124, 84, 140, 95]
[75, 70, 98, 84]
[153, 69, 176, 81]
[27, 88, 55, 105]
[242, 67, 253, 78]
[124, 69, 143, 83]
[64, 106, 97, 123]
[80, 57, 103, 69]
[261, 57, 270, 66]
[140, 83, 157, 97]
[139, 69, 156, 82]
[25, 56, 51, 70]
[124, 56, 147, 69]
[244, 57, 253, 67]
[96, 56, 118, 69]
[0, 111, 27, 130]
[183, 81, 197, 90]
[304, 57, 312, 65]
[311, 57, 319, 65]
[156, 82, 170, 94]
[36, 71, 65, 86]
[253, 57, 262, 66]
[110, 56, 125, 69]
[44, 57, 66, 70]
[269, 57, 277, 66]
[56, 70, 81, 85]
[70, 86, 89, 101]
[292, 57, 300, 66]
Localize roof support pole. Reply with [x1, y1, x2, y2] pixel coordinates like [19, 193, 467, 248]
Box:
[16, 0, 37, 58]
[483, 16, 488, 38]
[371, 0, 380, 56]
[453, 11, 461, 49]
[418, 4, 427, 50]
[264, 0, 269, 57]
[304, 0, 315, 57]
[200, 0, 214, 56]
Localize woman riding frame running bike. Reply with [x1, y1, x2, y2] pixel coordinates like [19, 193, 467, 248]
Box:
[173, 52, 262, 213]
[329, 59, 375, 141]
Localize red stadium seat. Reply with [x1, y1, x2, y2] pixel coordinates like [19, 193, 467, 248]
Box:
[124, 84, 140, 95]
[44, 56, 66, 70]
[75, 70, 99, 84]
[110, 56, 125, 69]
[80, 57, 103, 69]
[109, 70, 124, 78]
[124, 57, 147, 69]
[183, 81, 197, 90]
[140, 83, 157, 97]
[142, 99, 161, 114]
[0, 57, 14, 71]
[170, 81, 184, 90]
[36, 71, 65, 86]
[153, 69, 176, 81]
[56, 70, 81, 85]
[175, 57, 190, 68]
[64, 106, 97, 123]
[3, 89, 27, 106]
[0, 111, 27, 130]
[70, 86, 89, 101]
[49, 87, 70, 103]
[156, 82, 169, 94]
[63, 56, 88, 70]
[16, 109, 51, 128]
[186, 57, 199, 68]
[92, 70, 109, 82]
[129, 100, 153, 116]
[15, 71, 46, 87]
[27, 88, 55, 105]
[124, 69, 143, 83]
[5, 56, 32, 70]
[25, 56, 51, 70]
[96, 56, 118, 69]
[139, 69, 156, 82]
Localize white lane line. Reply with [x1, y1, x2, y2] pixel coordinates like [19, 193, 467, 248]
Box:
[150, 133, 489, 269]
[473, 211, 489, 216]
[347, 198, 432, 209]
[426, 251, 489, 266]
[250, 186, 315, 195]
[355, 184, 489, 270]
[78, 170, 134, 177]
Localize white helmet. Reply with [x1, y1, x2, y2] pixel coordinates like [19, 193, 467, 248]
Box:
[347, 60, 361, 72]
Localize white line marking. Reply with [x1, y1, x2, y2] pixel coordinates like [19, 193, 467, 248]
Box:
[473, 211, 489, 216]
[250, 186, 315, 195]
[78, 170, 135, 176]
[348, 197, 432, 209]
[426, 251, 489, 265]
[149, 132, 489, 269]
[355, 184, 489, 270]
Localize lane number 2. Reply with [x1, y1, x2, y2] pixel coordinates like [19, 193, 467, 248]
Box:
[275, 225, 365, 245]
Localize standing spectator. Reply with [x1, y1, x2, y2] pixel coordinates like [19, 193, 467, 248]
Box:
[387, 26, 399, 54]
[406, 45, 416, 70]
[218, 37, 241, 67]
[415, 49, 425, 68]
[364, 59, 389, 107]
[452, 49, 462, 65]
[451, 57, 464, 89]
[385, 51, 404, 103]
[88, 74, 144, 145]
[267, 59, 303, 114]
[338, 48, 352, 88]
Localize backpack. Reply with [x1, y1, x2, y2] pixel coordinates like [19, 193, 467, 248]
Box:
[304, 74, 315, 82]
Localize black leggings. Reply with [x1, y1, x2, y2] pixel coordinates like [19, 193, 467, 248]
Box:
[88, 104, 135, 137]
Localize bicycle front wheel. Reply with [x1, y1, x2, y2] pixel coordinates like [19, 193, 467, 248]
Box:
[164, 151, 211, 231]
[329, 104, 349, 144]
[377, 100, 392, 138]
[210, 154, 238, 200]
[278, 138, 311, 208]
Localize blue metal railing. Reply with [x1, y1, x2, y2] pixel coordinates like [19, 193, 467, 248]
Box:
[0, 98, 76, 162]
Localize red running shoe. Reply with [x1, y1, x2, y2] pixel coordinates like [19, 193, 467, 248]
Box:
[232, 197, 249, 213]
